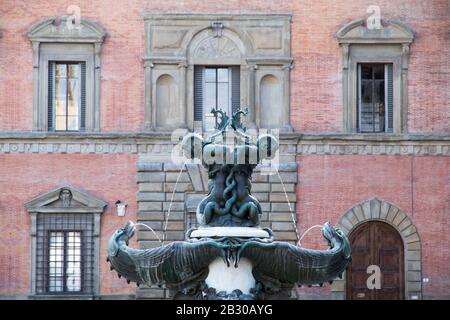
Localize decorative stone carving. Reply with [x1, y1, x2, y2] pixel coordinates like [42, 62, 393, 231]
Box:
[194, 36, 240, 59]
[25, 186, 107, 213]
[152, 28, 188, 49]
[336, 19, 414, 44]
[59, 188, 73, 207]
[143, 14, 293, 130]
[247, 28, 282, 49]
[27, 17, 106, 43]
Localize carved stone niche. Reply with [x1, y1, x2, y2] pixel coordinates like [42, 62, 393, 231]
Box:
[143, 14, 293, 131]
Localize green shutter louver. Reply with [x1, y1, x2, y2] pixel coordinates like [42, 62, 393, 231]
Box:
[386, 64, 393, 132]
[194, 66, 203, 121]
[80, 62, 86, 131]
[231, 66, 240, 113]
[47, 62, 54, 131]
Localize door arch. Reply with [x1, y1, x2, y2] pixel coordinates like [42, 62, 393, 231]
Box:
[331, 198, 422, 300]
[346, 221, 404, 300]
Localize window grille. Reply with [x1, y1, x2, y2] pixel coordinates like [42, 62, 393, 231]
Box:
[35, 213, 94, 295]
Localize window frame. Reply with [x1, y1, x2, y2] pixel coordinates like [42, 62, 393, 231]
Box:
[336, 19, 413, 134]
[25, 186, 106, 299]
[347, 50, 402, 134]
[27, 17, 106, 132]
[202, 66, 233, 131]
[39, 45, 94, 132]
[49, 61, 84, 132]
[357, 63, 393, 133]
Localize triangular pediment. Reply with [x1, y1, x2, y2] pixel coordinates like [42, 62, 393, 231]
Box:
[27, 17, 106, 43]
[25, 186, 107, 214]
[337, 19, 414, 44]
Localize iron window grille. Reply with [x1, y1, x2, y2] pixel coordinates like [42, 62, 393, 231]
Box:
[35, 213, 94, 295]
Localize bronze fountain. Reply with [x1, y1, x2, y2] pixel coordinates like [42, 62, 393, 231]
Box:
[107, 108, 351, 300]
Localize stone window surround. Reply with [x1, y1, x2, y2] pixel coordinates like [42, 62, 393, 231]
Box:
[332, 198, 422, 300]
[25, 186, 107, 299]
[337, 19, 414, 134]
[143, 13, 293, 132]
[27, 17, 106, 132]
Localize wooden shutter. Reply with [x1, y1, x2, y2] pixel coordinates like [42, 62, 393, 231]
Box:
[80, 62, 86, 131]
[386, 64, 393, 132]
[194, 66, 203, 121]
[231, 66, 240, 113]
[47, 62, 54, 131]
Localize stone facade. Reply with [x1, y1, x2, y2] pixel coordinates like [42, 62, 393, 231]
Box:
[0, 0, 449, 300]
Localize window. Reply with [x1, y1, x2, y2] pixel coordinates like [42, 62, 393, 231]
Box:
[336, 19, 413, 133]
[357, 63, 393, 133]
[26, 186, 106, 297]
[27, 17, 106, 132]
[36, 213, 94, 295]
[49, 62, 86, 131]
[48, 231, 82, 292]
[194, 66, 240, 131]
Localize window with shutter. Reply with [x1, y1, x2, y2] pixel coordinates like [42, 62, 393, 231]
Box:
[194, 65, 240, 131]
[385, 64, 393, 132]
[80, 62, 86, 131]
[357, 63, 393, 133]
[47, 62, 54, 131]
[48, 61, 86, 132]
[193, 66, 203, 122]
[231, 66, 240, 114]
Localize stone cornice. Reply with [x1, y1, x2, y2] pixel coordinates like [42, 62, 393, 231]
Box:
[143, 13, 292, 22]
[0, 132, 448, 156]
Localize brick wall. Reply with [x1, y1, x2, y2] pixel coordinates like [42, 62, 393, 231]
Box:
[0, 0, 448, 133]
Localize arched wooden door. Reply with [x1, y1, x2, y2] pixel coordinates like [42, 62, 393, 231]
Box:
[346, 221, 404, 300]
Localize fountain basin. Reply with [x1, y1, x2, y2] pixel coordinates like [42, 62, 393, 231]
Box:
[189, 227, 270, 239]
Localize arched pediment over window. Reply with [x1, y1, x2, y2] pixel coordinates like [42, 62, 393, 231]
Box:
[336, 18, 414, 44]
[27, 17, 106, 43]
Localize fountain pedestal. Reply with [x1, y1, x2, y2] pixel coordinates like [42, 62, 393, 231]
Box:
[189, 227, 271, 239]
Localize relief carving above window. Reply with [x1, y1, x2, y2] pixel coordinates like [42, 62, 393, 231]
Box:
[194, 36, 241, 59]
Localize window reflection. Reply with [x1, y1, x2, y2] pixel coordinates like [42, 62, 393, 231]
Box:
[203, 67, 231, 131]
[53, 63, 81, 131]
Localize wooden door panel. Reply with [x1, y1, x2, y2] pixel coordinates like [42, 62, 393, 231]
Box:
[347, 221, 404, 300]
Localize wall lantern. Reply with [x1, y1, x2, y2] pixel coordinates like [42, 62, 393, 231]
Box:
[115, 200, 127, 217]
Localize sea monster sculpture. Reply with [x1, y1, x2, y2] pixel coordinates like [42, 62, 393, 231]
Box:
[107, 108, 351, 300]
